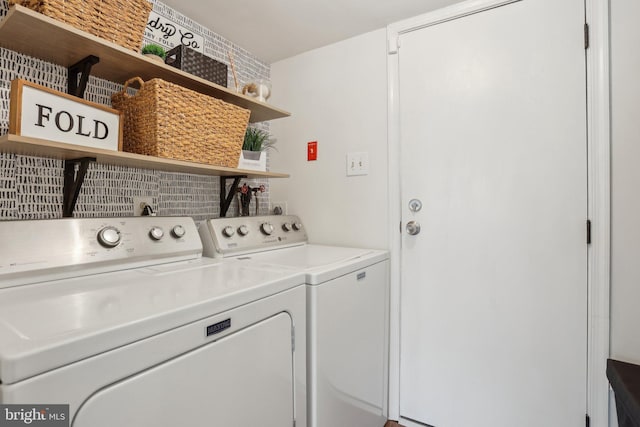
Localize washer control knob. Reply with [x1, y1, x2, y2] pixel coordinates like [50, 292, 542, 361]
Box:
[149, 227, 164, 241]
[238, 225, 250, 236]
[171, 225, 186, 238]
[222, 226, 235, 238]
[97, 226, 121, 248]
[261, 223, 275, 235]
[292, 222, 303, 231]
[282, 223, 293, 232]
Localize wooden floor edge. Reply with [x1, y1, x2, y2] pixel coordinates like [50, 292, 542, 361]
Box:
[385, 421, 405, 427]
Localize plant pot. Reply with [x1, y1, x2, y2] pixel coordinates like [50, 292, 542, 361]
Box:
[238, 150, 266, 171]
[144, 53, 165, 63]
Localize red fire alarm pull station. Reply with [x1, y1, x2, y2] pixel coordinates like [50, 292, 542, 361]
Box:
[307, 141, 317, 161]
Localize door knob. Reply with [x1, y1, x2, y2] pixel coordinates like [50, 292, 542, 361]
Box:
[406, 221, 421, 236]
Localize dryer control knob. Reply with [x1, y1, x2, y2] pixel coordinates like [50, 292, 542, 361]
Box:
[261, 223, 275, 235]
[222, 226, 235, 238]
[282, 223, 293, 232]
[171, 225, 186, 238]
[149, 227, 164, 241]
[292, 222, 303, 231]
[238, 225, 250, 236]
[97, 226, 121, 248]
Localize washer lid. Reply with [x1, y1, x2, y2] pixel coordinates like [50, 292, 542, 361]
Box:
[230, 244, 389, 284]
[0, 258, 304, 384]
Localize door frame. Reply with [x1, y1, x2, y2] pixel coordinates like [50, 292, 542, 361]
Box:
[386, 0, 611, 425]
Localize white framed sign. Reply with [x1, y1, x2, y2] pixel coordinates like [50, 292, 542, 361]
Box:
[145, 11, 205, 53]
[9, 79, 122, 151]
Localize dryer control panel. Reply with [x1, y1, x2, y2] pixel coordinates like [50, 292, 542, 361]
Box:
[200, 215, 308, 257]
[0, 217, 202, 289]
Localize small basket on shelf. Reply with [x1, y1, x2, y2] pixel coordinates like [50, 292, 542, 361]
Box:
[111, 77, 250, 167]
[8, 0, 152, 52]
[165, 45, 228, 87]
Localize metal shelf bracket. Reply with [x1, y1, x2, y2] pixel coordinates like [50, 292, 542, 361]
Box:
[63, 157, 95, 217]
[220, 175, 246, 217]
[68, 55, 100, 98]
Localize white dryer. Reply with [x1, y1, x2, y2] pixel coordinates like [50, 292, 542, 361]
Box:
[0, 216, 306, 427]
[199, 215, 389, 427]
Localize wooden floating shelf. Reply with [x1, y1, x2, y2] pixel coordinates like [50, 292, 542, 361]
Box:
[0, 5, 290, 123]
[0, 134, 289, 179]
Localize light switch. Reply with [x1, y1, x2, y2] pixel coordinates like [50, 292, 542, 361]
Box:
[346, 152, 369, 176]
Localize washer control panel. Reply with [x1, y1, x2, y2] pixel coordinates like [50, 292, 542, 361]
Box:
[200, 215, 308, 257]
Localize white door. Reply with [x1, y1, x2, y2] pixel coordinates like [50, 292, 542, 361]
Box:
[398, 1, 587, 426]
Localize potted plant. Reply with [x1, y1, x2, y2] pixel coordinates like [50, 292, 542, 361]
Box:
[141, 44, 166, 63]
[238, 127, 276, 171]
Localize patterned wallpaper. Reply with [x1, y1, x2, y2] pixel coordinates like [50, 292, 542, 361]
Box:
[0, 0, 271, 222]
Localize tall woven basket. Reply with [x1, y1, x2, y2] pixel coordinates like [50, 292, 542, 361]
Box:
[112, 77, 250, 167]
[8, 0, 152, 52]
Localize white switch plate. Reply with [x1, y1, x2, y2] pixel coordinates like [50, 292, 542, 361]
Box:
[346, 152, 369, 176]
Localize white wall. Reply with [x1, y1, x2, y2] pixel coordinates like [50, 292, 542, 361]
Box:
[611, 0, 640, 364]
[269, 29, 389, 249]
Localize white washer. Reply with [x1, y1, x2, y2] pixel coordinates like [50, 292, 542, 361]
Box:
[0, 216, 306, 427]
[199, 215, 389, 427]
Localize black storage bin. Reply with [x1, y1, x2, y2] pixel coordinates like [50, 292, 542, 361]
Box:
[165, 45, 228, 87]
[607, 359, 640, 427]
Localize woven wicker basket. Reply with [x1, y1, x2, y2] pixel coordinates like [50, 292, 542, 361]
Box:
[112, 77, 250, 167]
[9, 0, 152, 52]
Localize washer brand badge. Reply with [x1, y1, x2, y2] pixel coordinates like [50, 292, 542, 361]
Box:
[0, 405, 69, 426]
